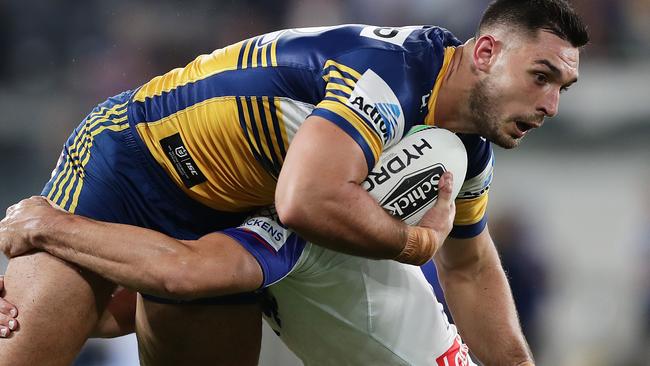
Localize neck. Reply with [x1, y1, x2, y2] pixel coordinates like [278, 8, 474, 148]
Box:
[434, 39, 477, 134]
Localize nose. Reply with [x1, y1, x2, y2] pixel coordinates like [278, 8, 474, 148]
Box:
[538, 89, 560, 117]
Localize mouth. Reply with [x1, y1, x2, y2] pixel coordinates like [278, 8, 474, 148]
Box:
[513, 120, 542, 137]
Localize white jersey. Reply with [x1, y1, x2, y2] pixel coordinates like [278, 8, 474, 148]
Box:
[262, 243, 475, 366]
[219, 127, 492, 364]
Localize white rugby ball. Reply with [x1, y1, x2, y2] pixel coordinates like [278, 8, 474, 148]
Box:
[362, 127, 467, 226]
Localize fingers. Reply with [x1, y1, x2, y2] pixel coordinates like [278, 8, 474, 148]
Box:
[0, 276, 19, 338]
[0, 313, 19, 337]
[435, 172, 454, 207]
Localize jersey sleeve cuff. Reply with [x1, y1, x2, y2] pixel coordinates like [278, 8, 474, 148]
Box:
[310, 108, 376, 171]
[449, 216, 487, 239]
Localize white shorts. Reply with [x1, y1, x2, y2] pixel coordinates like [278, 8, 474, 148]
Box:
[262, 244, 476, 366]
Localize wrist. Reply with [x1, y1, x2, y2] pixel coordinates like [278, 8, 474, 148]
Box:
[29, 210, 72, 249]
[394, 226, 440, 265]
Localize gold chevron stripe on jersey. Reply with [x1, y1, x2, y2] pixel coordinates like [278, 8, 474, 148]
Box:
[135, 96, 278, 212]
[133, 41, 244, 102]
[47, 102, 127, 205]
[238, 36, 279, 69]
[453, 193, 489, 226]
[318, 60, 382, 162]
[47, 103, 129, 213]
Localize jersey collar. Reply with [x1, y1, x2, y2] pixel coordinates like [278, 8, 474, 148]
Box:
[424, 47, 456, 126]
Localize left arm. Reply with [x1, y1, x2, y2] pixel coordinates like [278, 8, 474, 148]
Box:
[434, 226, 534, 366]
[0, 197, 263, 300]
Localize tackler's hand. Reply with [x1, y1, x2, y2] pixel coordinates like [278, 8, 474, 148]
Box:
[0, 276, 19, 338]
[0, 196, 67, 258]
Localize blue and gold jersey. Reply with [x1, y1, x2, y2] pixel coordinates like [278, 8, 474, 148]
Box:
[127, 25, 462, 212]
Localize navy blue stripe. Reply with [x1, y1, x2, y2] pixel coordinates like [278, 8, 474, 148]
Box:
[53, 159, 78, 207]
[48, 153, 73, 202]
[237, 39, 250, 69]
[246, 37, 259, 68]
[311, 108, 375, 171]
[458, 134, 493, 179]
[245, 96, 279, 177]
[130, 67, 317, 125]
[323, 65, 359, 82]
[324, 89, 350, 98]
[236, 97, 277, 177]
[75, 112, 127, 165]
[268, 97, 286, 156]
[327, 77, 355, 88]
[255, 98, 282, 174]
[256, 40, 263, 67]
[265, 42, 273, 66]
[449, 216, 488, 239]
[62, 170, 83, 211]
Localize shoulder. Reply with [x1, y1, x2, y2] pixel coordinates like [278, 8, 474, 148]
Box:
[456, 134, 494, 198]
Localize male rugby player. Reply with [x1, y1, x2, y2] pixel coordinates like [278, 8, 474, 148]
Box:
[0, 0, 587, 365]
[0, 127, 481, 365]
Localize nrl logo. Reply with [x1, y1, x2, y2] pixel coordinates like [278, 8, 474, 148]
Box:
[380, 164, 446, 220]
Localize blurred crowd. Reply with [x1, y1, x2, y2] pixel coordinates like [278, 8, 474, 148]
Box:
[1, 1, 649, 365]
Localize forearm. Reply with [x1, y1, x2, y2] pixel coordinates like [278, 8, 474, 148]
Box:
[29, 213, 196, 298]
[437, 252, 533, 365]
[281, 180, 408, 259]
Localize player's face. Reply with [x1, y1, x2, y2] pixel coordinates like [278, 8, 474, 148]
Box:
[470, 30, 580, 149]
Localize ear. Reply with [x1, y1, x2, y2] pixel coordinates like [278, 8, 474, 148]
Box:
[473, 35, 500, 73]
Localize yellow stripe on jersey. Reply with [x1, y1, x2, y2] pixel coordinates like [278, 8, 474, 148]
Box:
[272, 98, 289, 149]
[135, 97, 277, 211]
[250, 43, 260, 68]
[322, 69, 356, 88]
[316, 99, 382, 163]
[324, 92, 348, 103]
[48, 103, 127, 204]
[263, 97, 286, 164]
[260, 44, 269, 67]
[326, 82, 353, 94]
[323, 60, 362, 80]
[48, 104, 129, 213]
[454, 193, 489, 226]
[270, 38, 279, 67]
[240, 39, 254, 69]
[133, 42, 244, 102]
[425, 47, 456, 126]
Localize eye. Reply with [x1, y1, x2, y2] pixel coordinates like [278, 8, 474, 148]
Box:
[534, 73, 549, 85]
[560, 86, 570, 94]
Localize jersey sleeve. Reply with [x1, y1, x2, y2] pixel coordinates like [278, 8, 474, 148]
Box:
[220, 207, 307, 288]
[310, 48, 411, 171]
[449, 135, 494, 239]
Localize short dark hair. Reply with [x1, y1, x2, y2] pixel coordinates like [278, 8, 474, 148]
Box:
[477, 0, 589, 48]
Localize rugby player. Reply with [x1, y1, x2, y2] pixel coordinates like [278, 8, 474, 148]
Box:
[0, 0, 587, 365]
[0, 126, 479, 365]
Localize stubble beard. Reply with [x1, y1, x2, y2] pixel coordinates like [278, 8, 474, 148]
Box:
[468, 77, 520, 149]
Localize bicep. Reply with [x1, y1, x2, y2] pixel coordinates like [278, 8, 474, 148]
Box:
[276, 115, 369, 203]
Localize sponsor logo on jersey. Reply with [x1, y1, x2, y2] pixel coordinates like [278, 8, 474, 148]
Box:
[362, 137, 433, 192]
[240, 214, 288, 252]
[435, 335, 471, 366]
[359, 25, 421, 47]
[347, 69, 404, 147]
[379, 164, 446, 220]
[159, 133, 207, 188]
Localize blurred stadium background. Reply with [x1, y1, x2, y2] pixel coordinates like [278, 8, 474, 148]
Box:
[0, 0, 648, 365]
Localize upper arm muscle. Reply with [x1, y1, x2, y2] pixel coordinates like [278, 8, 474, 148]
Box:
[276, 115, 368, 207]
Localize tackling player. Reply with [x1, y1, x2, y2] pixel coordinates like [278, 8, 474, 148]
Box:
[0, 126, 479, 365]
[0, 0, 588, 365]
